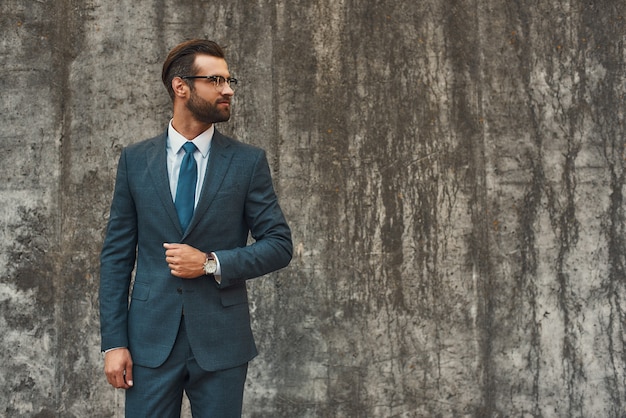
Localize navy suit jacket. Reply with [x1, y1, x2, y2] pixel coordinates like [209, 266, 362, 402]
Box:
[99, 129, 292, 371]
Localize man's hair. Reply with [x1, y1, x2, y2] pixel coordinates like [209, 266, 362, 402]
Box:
[162, 39, 225, 101]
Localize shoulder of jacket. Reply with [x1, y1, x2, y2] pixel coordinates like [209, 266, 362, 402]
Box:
[214, 129, 264, 154]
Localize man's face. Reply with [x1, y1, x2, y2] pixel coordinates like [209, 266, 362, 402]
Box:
[185, 55, 234, 124]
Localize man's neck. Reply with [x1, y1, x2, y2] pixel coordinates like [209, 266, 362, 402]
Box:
[171, 116, 212, 140]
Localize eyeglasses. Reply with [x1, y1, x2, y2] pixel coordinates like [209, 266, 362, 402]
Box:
[180, 75, 238, 91]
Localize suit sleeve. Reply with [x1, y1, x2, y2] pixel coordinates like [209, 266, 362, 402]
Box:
[99, 148, 138, 351]
[214, 149, 292, 287]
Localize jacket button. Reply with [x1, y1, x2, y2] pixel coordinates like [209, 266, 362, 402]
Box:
[177, 288, 183, 294]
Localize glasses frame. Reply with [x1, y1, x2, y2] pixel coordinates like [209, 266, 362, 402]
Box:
[180, 75, 238, 91]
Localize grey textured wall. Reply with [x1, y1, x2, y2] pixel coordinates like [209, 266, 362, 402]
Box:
[1, 0, 625, 417]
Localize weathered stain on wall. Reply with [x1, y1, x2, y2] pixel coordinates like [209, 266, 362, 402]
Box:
[1, 0, 625, 417]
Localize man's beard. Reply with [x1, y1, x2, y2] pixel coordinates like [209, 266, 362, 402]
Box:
[186, 90, 231, 124]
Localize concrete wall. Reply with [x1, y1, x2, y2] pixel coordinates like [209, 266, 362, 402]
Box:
[1, 0, 625, 416]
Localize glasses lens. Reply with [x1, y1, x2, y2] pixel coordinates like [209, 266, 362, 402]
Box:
[209, 76, 223, 89]
[203, 76, 237, 91]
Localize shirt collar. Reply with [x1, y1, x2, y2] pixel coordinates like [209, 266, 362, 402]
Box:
[167, 120, 214, 158]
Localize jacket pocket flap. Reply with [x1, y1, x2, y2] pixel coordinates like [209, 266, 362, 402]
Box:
[220, 285, 248, 307]
[131, 282, 150, 301]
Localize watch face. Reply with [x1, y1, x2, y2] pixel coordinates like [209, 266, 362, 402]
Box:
[205, 258, 217, 274]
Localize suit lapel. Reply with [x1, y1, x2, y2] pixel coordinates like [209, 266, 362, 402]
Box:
[147, 132, 184, 234]
[185, 129, 233, 235]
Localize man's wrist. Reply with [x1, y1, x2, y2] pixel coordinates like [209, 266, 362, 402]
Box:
[104, 347, 126, 353]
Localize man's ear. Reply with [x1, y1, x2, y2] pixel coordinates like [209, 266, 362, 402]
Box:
[172, 77, 188, 98]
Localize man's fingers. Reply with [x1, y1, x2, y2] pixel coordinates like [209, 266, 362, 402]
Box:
[105, 369, 126, 388]
[116, 372, 127, 389]
[110, 370, 129, 389]
[164, 242, 184, 252]
[124, 368, 134, 387]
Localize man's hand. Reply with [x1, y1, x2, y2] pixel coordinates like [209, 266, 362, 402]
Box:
[104, 348, 133, 389]
[164, 243, 205, 278]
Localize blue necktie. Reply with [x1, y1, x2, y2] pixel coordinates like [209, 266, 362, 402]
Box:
[175, 142, 198, 231]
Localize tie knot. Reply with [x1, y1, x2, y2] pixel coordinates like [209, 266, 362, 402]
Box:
[182, 142, 197, 154]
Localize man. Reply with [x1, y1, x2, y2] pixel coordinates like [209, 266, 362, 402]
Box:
[99, 39, 292, 417]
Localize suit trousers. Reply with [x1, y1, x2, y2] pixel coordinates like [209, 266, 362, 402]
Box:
[125, 316, 248, 418]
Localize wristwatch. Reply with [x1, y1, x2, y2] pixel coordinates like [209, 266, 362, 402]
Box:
[203, 253, 217, 275]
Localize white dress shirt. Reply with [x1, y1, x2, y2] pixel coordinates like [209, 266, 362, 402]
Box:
[166, 120, 212, 205]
